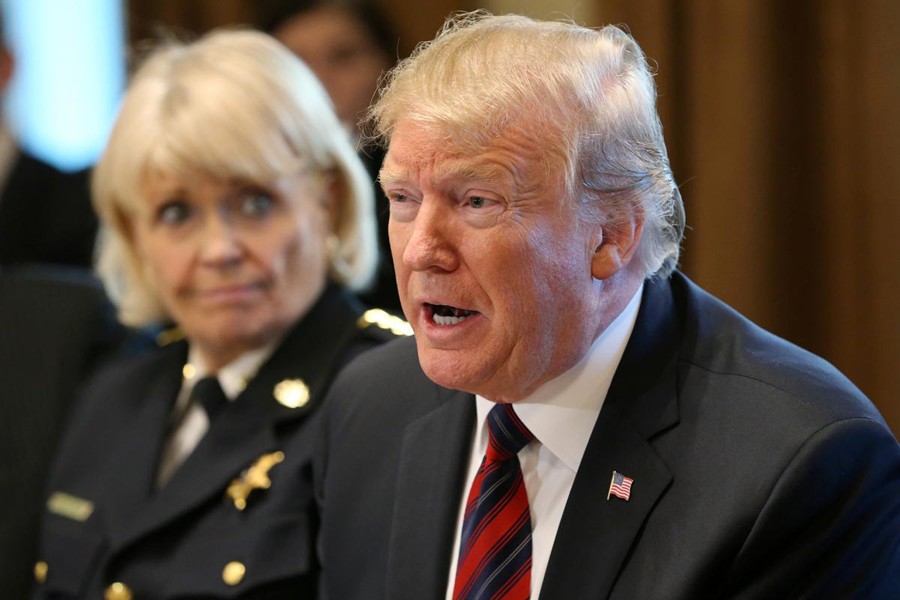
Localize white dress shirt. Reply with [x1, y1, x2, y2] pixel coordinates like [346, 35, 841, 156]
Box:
[154, 343, 277, 487]
[445, 285, 643, 599]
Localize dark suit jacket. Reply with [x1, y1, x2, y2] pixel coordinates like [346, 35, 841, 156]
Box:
[33, 286, 398, 598]
[0, 150, 96, 268]
[316, 272, 900, 599]
[0, 267, 122, 600]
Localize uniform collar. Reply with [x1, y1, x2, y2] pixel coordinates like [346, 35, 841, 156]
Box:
[185, 342, 278, 400]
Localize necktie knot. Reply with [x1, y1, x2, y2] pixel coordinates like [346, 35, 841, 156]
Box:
[486, 403, 534, 462]
[191, 376, 227, 421]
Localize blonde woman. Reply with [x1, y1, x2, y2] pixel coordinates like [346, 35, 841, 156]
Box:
[33, 29, 404, 598]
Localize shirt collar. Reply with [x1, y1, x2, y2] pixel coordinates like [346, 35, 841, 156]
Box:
[185, 340, 279, 400]
[475, 284, 643, 472]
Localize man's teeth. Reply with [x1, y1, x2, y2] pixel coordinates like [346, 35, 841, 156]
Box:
[431, 304, 474, 326]
[434, 314, 469, 326]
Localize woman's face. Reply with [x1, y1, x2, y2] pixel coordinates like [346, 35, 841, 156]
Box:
[133, 170, 333, 369]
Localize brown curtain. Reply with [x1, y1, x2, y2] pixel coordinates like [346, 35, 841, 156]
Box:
[597, 0, 900, 433]
[125, 0, 472, 57]
[124, 0, 899, 434]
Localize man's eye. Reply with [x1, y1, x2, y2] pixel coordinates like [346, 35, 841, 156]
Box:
[157, 201, 191, 225]
[240, 191, 275, 218]
[466, 195, 498, 210]
[388, 192, 409, 203]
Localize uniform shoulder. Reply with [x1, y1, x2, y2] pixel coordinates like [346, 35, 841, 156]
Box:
[333, 307, 410, 358]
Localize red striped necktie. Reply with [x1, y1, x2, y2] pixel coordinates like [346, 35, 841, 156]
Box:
[453, 403, 536, 600]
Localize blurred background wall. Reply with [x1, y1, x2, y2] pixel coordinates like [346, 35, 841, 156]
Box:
[8, 0, 899, 433]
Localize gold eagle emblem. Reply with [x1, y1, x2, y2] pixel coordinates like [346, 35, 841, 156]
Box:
[225, 451, 285, 510]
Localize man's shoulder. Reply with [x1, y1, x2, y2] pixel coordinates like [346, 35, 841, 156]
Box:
[334, 334, 423, 386]
[671, 273, 881, 427]
[324, 335, 446, 431]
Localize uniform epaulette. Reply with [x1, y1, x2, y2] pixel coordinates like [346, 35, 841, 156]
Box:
[356, 308, 413, 337]
[155, 326, 185, 347]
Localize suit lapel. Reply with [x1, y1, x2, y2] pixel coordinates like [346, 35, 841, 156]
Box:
[541, 277, 681, 599]
[386, 386, 475, 600]
[540, 401, 673, 598]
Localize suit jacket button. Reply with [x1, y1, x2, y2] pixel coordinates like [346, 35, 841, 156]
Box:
[104, 582, 133, 600]
[34, 561, 48, 583]
[223, 561, 246, 586]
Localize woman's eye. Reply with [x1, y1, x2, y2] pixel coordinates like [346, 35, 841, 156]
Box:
[240, 191, 275, 218]
[157, 201, 191, 226]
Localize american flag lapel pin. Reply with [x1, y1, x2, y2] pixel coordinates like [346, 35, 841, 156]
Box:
[607, 470, 634, 501]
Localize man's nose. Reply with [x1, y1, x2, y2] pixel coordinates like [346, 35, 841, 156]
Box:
[401, 199, 458, 272]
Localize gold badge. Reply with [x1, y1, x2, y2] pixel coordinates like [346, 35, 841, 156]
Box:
[47, 491, 94, 522]
[225, 451, 285, 510]
[274, 379, 309, 409]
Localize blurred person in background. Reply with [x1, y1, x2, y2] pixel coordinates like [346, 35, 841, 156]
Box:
[32, 28, 404, 598]
[0, 11, 97, 268]
[0, 267, 123, 599]
[264, 0, 402, 312]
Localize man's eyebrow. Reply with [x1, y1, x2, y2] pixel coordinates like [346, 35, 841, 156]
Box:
[379, 162, 517, 188]
[442, 163, 510, 182]
[378, 168, 408, 187]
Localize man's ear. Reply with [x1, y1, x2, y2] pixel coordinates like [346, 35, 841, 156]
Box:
[590, 214, 644, 280]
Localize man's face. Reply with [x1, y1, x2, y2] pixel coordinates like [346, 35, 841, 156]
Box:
[382, 120, 608, 403]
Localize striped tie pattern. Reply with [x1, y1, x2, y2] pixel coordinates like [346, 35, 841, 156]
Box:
[453, 403, 535, 600]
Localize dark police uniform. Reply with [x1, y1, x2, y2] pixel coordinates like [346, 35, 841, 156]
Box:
[32, 285, 409, 599]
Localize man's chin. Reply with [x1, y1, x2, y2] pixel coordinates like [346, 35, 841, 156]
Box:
[416, 345, 493, 397]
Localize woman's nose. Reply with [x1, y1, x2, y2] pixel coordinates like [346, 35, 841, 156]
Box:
[198, 213, 243, 266]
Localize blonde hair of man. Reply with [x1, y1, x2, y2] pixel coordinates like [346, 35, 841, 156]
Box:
[368, 11, 685, 279]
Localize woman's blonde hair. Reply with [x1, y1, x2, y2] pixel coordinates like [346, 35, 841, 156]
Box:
[94, 28, 378, 326]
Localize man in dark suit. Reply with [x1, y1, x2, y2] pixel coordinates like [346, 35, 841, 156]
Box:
[0, 267, 121, 598]
[0, 14, 97, 269]
[0, 151, 96, 267]
[316, 12, 900, 599]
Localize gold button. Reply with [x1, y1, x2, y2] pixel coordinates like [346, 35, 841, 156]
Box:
[182, 363, 197, 380]
[223, 561, 246, 586]
[273, 379, 309, 409]
[104, 582, 133, 600]
[34, 561, 48, 583]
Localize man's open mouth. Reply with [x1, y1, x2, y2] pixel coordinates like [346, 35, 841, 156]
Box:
[428, 303, 479, 326]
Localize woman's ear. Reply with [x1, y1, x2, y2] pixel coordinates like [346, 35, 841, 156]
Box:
[590, 214, 644, 280]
